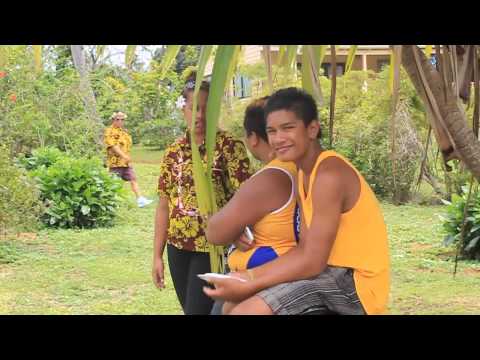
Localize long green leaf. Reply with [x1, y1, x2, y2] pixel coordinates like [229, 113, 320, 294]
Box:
[207, 45, 238, 182]
[96, 45, 107, 59]
[0, 46, 7, 68]
[277, 45, 287, 66]
[158, 45, 181, 79]
[284, 45, 298, 78]
[225, 45, 241, 95]
[125, 45, 137, 68]
[204, 45, 237, 274]
[32, 45, 42, 74]
[329, 45, 337, 148]
[190, 45, 214, 217]
[318, 45, 327, 70]
[345, 45, 358, 74]
[389, 49, 395, 94]
[263, 45, 274, 93]
[302, 45, 323, 106]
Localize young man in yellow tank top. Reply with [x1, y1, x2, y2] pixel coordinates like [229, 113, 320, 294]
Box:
[206, 97, 299, 315]
[204, 88, 390, 315]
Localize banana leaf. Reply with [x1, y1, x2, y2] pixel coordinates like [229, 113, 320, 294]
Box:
[125, 45, 137, 69]
[33, 45, 42, 74]
[158, 45, 182, 79]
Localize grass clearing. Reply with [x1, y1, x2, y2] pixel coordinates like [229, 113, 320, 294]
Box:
[1, 146, 479, 314]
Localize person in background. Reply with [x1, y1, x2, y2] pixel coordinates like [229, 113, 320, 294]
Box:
[104, 111, 153, 208]
[152, 72, 253, 315]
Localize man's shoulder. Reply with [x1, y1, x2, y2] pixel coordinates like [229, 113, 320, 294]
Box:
[313, 155, 358, 197]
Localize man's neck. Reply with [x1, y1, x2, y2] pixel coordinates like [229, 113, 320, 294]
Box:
[297, 142, 323, 176]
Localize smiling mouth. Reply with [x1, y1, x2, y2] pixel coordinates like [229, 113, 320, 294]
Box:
[275, 146, 293, 154]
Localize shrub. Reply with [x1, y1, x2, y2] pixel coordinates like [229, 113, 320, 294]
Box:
[441, 185, 480, 260]
[17, 146, 65, 171]
[138, 117, 186, 149]
[0, 146, 43, 235]
[32, 156, 124, 229]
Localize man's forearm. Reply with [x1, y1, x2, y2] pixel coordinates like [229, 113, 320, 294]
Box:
[110, 145, 128, 160]
[248, 245, 326, 295]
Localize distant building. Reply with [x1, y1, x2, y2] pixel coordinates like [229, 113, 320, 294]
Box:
[205, 45, 434, 99]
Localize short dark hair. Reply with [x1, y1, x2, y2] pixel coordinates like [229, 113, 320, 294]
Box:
[264, 87, 321, 138]
[182, 70, 210, 98]
[243, 96, 269, 142]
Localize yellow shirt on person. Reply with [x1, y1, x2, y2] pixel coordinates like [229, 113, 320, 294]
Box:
[227, 159, 298, 271]
[104, 125, 132, 168]
[298, 150, 390, 315]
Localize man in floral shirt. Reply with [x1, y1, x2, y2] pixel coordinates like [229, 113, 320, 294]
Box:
[104, 111, 153, 208]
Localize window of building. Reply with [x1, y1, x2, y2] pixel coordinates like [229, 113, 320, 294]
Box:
[377, 59, 390, 71]
[233, 75, 252, 99]
[320, 63, 345, 78]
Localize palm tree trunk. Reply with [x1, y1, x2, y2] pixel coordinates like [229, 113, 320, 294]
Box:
[401, 45, 480, 181]
[70, 45, 103, 147]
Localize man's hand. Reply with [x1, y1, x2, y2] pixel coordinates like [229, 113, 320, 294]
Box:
[233, 233, 255, 252]
[202, 273, 256, 303]
[123, 155, 131, 164]
[152, 258, 165, 289]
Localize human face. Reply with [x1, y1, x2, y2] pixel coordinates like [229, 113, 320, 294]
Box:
[112, 118, 124, 128]
[266, 110, 319, 162]
[183, 90, 208, 137]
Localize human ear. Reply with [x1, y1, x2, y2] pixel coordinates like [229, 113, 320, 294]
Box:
[308, 121, 321, 140]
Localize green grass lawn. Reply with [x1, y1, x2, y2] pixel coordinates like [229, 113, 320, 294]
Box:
[1, 146, 479, 314]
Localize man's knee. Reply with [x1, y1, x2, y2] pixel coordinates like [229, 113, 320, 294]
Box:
[228, 296, 274, 315]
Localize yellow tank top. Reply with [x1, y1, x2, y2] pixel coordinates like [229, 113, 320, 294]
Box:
[227, 159, 298, 272]
[298, 150, 390, 315]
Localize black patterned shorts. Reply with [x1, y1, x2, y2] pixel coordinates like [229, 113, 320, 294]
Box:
[256, 266, 366, 315]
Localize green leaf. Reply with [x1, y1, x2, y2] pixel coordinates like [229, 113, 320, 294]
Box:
[301, 45, 323, 106]
[190, 45, 214, 216]
[158, 45, 182, 80]
[465, 236, 480, 252]
[345, 45, 358, 74]
[125, 45, 137, 69]
[263, 45, 274, 93]
[277, 45, 287, 66]
[284, 45, 298, 78]
[224, 45, 242, 95]
[206, 45, 237, 182]
[81, 205, 91, 215]
[96, 45, 107, 59]
[32, 45, 42, 74]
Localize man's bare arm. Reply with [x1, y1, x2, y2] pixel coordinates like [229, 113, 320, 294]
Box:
[109, 145, 130, 163]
